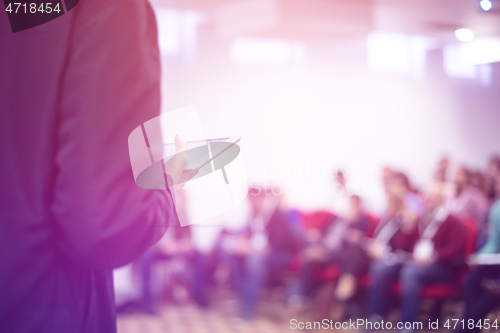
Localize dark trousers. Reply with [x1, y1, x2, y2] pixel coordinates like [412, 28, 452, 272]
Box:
[400, 262, 457, 324]
[458, 265, 500, 333]
[140, 250, 208, 310]
[367, 259, 402, 318]
[367, 260, 457, 323]
[338, 242, 372, 276]
[296, 243, 371, 298]
[295, 259, 336, 298]
[223, 250, 292, 319]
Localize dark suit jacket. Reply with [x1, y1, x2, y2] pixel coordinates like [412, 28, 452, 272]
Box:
[0, 1, 171, 332]
[431, 214, 466, 265]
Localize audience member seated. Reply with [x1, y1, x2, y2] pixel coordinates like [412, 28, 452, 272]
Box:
[366, 193, 419, 322]
[484, 155, 500, 202]
[458, 185, 500, 333]
[288, 195, 369, 317]
[118, 156, 500, 324]
[398, 185, 465, 331]
[219, 187, 301, 321]
[447, 167, 489, 249]
[471, 170, 487, 197]
[140, 191, 208, 314]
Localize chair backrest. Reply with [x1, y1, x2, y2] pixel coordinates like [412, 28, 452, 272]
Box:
[305, 210, 336, 231]
[461, 215, 478, 255]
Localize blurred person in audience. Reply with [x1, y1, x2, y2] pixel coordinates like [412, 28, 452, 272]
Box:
[434, 168, 447, 185]
[288, 196, 369, 318]
[431, 156, 454, 196]
[471, 170, 487, 195]
[458, 177, 500, 333]
[447, 167, 489, 248]
[328, 195, 370, 302]
[140, 190, 208, 314]
[381, 167, 396, 194]
[220, 187, 301, 321]
[366, 193, 419, 322]
[437, 156, 451, 180]
[485, 155, 500, 201]
[398, 184, 465, 331]
[387, 172, 425, 216]
[330, 169, 351, 217]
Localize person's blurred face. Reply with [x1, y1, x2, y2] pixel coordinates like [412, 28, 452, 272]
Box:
[439, 157, 450, 171]
[434, 169, 446, 183]
[470, 172, 484, 190]
[382, 168, 394, 187]
[454, 168, 468, 188]
[424, 188, 444, 212]
[386, 179, 408, 201]
[347, 196, 361, 221]
[487, 158, 500, 176]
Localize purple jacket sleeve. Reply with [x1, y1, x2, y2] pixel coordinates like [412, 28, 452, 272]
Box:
[50, 0, 172, 269]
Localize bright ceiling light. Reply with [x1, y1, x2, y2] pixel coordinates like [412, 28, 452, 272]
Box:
[460, 38, 500, 65]
[480, 0, 493, 11]
[455, 28, 475, 42]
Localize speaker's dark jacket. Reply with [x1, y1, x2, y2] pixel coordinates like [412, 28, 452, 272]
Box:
[0, 1, 171, 331]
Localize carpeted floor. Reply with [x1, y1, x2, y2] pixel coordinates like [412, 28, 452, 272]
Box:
[117, 303, 303, 333]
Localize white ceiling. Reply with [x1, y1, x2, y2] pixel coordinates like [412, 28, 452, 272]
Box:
[150, 0, 500, 41]
[375, 0, 500, 41]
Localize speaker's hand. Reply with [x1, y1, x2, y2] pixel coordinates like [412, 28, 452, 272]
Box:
[163, 135, 198, 191]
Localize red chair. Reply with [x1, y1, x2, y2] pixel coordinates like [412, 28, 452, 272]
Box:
[320, 265, 341, 281]
[304, 210, 336, 231]
[282, 210, 336, 277]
